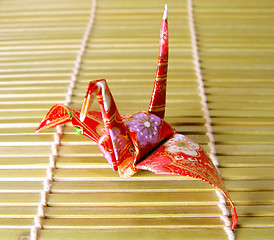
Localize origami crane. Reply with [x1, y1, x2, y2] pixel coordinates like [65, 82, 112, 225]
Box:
[36, 5, 237, 229]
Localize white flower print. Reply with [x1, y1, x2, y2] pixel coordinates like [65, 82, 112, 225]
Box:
[164, 134, 200, 156]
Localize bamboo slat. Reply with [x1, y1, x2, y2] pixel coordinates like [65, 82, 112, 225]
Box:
[0, 0, 274, 239]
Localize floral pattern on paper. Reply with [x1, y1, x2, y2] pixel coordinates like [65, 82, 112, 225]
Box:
[164, 134, 200, 156]
[125, 112, 161, 147]
[109, 128, 127, 155]
[97, 135, 114, 169]
[138, 156, 172, 174]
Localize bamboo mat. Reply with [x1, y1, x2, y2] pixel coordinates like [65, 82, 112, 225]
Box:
[0, 0, 274, 239]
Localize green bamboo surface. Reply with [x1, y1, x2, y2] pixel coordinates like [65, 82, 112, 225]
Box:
[0, 0, 274, 239]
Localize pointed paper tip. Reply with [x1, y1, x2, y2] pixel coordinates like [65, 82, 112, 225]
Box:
[80, 112, 86, 122]
[35, 120, 46, 133]
[163, 4, 168, 20]
[231, 205, 238, 230]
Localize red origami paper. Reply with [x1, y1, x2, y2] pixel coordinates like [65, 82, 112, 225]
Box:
[36, 5, 237, 229]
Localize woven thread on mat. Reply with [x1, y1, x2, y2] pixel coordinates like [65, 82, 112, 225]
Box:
[186, 0, 235, 239]
[30, 0, 97, 239]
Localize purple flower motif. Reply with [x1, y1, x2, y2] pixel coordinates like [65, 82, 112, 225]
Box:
[126, 112, 161, 147]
